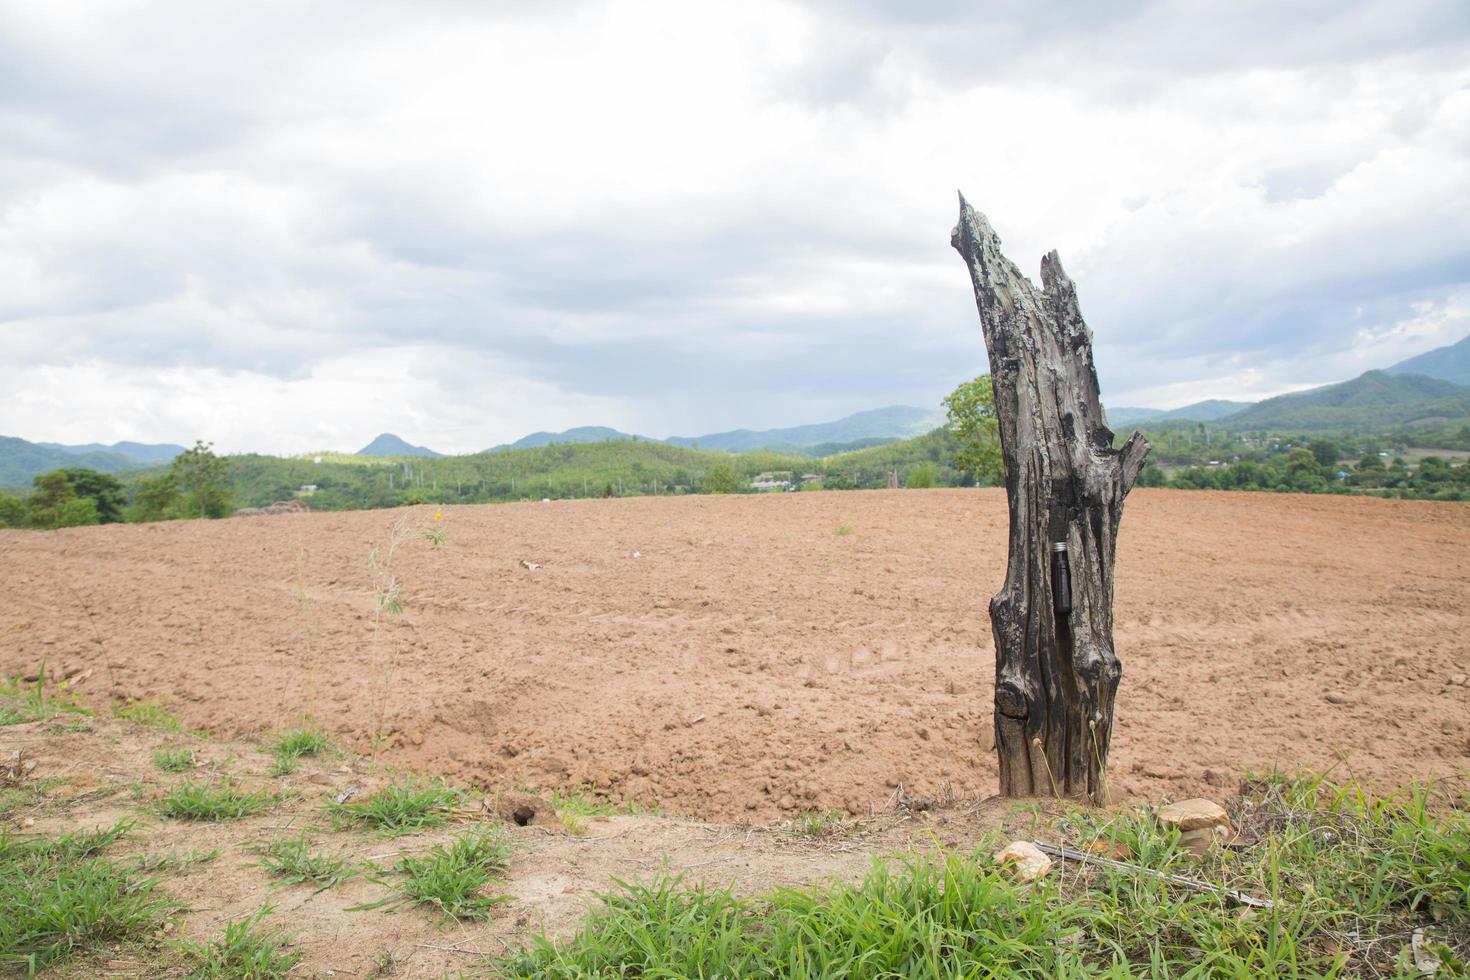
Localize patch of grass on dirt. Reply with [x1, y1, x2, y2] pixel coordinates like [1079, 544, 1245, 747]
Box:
[504, 773, 1470, 978]
[352, 825, 511, 922]
[0, 820, 175, 973]
[832, 524, 853, 536]
[791, 808, 848, 838]
[267, 721, 331, 776]
[153, 748, 196, 773]
[177, 906, 299, 979]
[159, 779, 275, 822]
[132, 847, 220, 876]
[114, 698, 188, 732]
[249, 834, 362, 894]
[0, 661, 91, 727]
[328, 778, 461, 836]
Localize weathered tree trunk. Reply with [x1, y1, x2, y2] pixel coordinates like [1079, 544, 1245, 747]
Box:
[951, 195, 1150, 804]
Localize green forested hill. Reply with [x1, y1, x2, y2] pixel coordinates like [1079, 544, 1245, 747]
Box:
[1218, 371, 1470, 431]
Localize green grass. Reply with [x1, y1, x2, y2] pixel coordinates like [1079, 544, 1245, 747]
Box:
[0, 821, 175, 973]
[504, 772, 1470, 978]
[249, 834, 361, 894]
[351, 825, 511, 922]
[791, 808, 847, 838]
[178, 906, 299, 979]
[0, 661, 91, 727]
[267, 722, 331, 776]
[153, 748, 196, 773]
[114, 698, 188, 732]
[328, 778, 461, 836]
[158, 779, 275, 822]
[832, 524, 854, 536]
[132, 847, 220, 875]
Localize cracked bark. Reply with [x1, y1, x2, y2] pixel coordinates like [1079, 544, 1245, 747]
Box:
[951, 194, 1150, 804]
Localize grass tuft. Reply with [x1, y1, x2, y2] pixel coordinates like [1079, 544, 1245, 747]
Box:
[159, 779, 275, 822]
[114, 698, 187, 732]
[267, 722, 331, 776]
[153, 748, 196, 773]
[832, 524, 854, 536]
[351, 825, 511, 922]
[0, 661, 91, 727]
[0, 821, 174, 973]
[178, 906, 299, 979]
[250, 834, 361, 894]
[328, 778, 460, 836]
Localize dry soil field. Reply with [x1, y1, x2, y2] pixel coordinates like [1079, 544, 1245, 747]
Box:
[3, 488, 1468, 821]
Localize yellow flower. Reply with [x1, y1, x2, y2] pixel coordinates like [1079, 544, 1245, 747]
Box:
[433, 512, 442, 520]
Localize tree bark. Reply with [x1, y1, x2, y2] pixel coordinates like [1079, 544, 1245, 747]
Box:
[951, 195, 1150, 804]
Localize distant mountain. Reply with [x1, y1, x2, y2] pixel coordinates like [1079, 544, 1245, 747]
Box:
[1107, 400, 1255, 429]
[667, 406, 943, 452]
[1105, 407, 1165, 429]
[1, 436, 142, 488]
[1386, 333, 1470, 386]
[38, 440, 187, 465]
[1218, 371, 1470, 431]
[357, 433, 443, 457]
[491, 426, 646, 451]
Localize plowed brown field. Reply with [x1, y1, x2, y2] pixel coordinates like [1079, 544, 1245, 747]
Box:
[3, 488, 1467, 821]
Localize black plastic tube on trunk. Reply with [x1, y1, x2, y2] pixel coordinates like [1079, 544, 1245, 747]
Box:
[1051, 541, 1072, 616]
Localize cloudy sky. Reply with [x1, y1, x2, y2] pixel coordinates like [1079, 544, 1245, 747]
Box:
[3, 0, 1468, 454]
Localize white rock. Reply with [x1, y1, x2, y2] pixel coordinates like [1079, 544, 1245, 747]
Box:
[993, 840, 1052, 882]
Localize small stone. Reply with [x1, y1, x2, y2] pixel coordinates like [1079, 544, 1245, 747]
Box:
[1156, 798, 1231, 833]
[993, 840, 1053, 882]
[307, 773, 334, 785]
[1449, 673, 1468, 687]
[1325, 693, 1351, 705]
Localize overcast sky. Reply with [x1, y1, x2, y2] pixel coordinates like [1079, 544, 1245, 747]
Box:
[3, 1, 1468, 454]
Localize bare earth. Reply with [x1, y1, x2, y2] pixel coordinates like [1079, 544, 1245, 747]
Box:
[3, 489, 1469, 822]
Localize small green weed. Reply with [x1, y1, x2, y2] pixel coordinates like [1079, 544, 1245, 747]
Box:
[267, 721, 331, 776]
[153, 748, 196, 773]
[791, 809, 847, 838]
[132, 847, 220, 875]
[178, 906, 299, 979]
[159, 779, 274, 822]
[329, 779, 460, 836]
[114, 698, 187, 732]
[0, 820, 174, 973]
[0, 661, 90, 727]
[351, 825, 511, 922]
[250, 834, 361, 894]
[832, 524, 853, 536]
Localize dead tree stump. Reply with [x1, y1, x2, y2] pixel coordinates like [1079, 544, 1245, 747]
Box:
[951, 195, 1150, 804]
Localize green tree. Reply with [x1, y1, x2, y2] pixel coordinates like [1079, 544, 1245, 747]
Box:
[171, 440, 233, 518]
[26, 471, 75, 528]
[55, 497, 100, 527]
[1283, 447, 1326, 491]
[130, 473, 181, 522]
[0, 492, 26, 528]
[905, 463, 937, 488]
[942, 375, 1002, 485]
[702, 463, 742, 494]
[57, 467, 126, 524]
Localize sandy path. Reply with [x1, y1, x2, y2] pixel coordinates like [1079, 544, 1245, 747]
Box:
[2, 489, 1467, 821]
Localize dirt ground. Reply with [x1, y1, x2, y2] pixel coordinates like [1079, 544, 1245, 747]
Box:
[10, 714, 1033, 978]
[2, 489, 1468, 823]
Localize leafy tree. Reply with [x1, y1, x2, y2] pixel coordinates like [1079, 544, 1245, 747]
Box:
[1283, 447, 1326, 491]
[56, 497, 100, 527]
[702, 463, 742, 494]
[0, 492, 26, 528]
[171, 440, 233, 518]
[130, 473, 181, 522]
[57, 467, 126, 524]
[906, 463, 937, 488]
[1307, 439, 1341, 468]
[26, 471, 75, 528]
[942, 375, 1002, 485]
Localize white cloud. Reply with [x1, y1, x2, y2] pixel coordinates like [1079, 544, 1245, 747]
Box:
[0, 0, 1467, 447]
